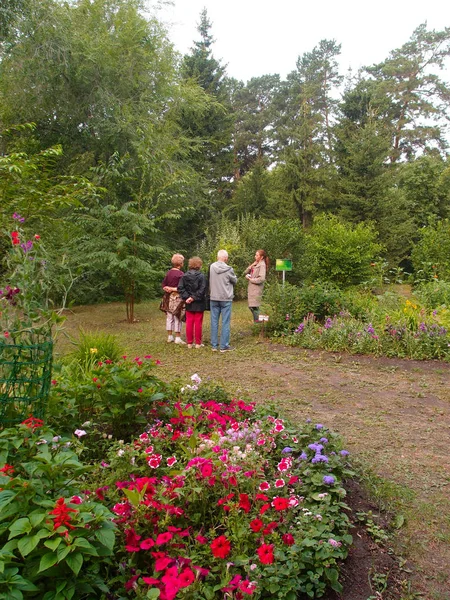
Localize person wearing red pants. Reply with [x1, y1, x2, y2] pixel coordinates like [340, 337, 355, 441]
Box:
[178, 257, 207, 349]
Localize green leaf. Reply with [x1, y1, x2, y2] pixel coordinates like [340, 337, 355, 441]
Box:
[29, 511, 47, 528]
[56, 543, 71, 562]
[38, 552, 59, 573]
[94, 527, 115, 551]
[73, 538, 98, 555]
[146, 589, 160, 599]
[0, 491, 17, 512]
[394, 514, 405, 529]
[8, 518, 33, 540]
[17, 534, 41, 557]
[65, 552, 83, 575]
[44, 538, 62, 551]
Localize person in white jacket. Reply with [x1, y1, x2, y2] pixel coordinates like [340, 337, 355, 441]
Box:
[209, 249, 237, 352]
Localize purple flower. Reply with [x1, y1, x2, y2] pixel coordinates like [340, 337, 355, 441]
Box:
[323, 475, 335, 485]
[312, 454, 329, 463]
[324, 317, 333, 329]
[366, 323, 375, 335]
[320, 437, 328, 444]
[12, 212, 25, 222]
[282, 447, 293, 453]
[298, 452, 308, 461]
[295, 323, 305, 334]
[20, 240, 33, 253]
[315, 424, 324, 430]
[340, 450, 349, 456]
[419, 322, 427, 332]
[308, 443, 323, 453]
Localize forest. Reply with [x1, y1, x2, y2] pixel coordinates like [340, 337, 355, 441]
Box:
[1, 0, 450, 320]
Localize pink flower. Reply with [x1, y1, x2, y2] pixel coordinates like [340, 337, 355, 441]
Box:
[282, 533, 295, 546]
[239, 580, 257, 595]
[167, 456, 177, 467]
[137, 388, 143, 393]
[140, 538, 155, 550]
[156, 532, 173, 545]
[147, 454, 162, 468]
[70, 495, 83, 504]
[178, 567, 195, 588]
[196, 535, 208, 544]
[275, 478, 285, 488]
[259, 481, 270, 491]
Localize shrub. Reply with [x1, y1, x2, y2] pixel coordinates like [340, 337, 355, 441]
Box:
[303, 214, 384, 288]
[411, 219, 450, 282]
[0, 420, 115, 599]
[64, 329, 125, 367]
[414, 279, 450, 309]
[261, 282, 304, 334]
[48, 355, 167, 442]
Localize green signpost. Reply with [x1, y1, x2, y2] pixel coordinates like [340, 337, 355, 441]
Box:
[275, 259, 293, 285]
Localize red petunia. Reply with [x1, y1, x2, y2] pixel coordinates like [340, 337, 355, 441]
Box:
[238, 493, 251, 513]
[210, 535, 231, 559]
[250, 518, 263, 533]
[257, 543, 275, 564]
[178, 567, 195, 588]
[239, 579, 257, 595]
[282, 533, 295, 546]
[272, 496, 290, 511]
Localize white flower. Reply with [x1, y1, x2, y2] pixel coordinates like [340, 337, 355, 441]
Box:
[52, 436, 61, 442]
[117, 449, 125, 457]
[74, 429, 87, 438]
[191, 373, 202, 385]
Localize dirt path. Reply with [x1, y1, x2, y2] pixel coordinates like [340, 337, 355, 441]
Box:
[61, 301, 450, 599]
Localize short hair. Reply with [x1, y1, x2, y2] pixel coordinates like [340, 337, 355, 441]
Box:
[188, 256, 202, 270]
[217, 249, 228, 260]
[171, 253, 184, 267]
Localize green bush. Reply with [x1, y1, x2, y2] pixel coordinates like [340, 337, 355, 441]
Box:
[0, 420, 115, 599]
[64, 329, 124, 368]
[411, 219, 450, 282]
[414, 279, 450, 309]
[303, 214, 384, 288]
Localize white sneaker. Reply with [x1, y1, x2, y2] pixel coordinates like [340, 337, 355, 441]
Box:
[167, 335, 174, 343]
[195, 344, 204, 349]
[174, 338, 186, 345]
[187, 344, 193, 349]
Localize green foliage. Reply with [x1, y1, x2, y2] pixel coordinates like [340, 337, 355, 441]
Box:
[65, 330, 124, 367]
[411, 219, 450, 281]
[0, 420, 115, 599]
[48, 355, 168, 442]
[303, 214, 384, 287]
[414, 279, 450, 309]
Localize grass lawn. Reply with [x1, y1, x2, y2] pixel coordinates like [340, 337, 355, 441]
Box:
[57, 299, 450, 600]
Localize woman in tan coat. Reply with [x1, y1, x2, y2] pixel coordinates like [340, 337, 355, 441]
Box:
[244, 249, 269, 323]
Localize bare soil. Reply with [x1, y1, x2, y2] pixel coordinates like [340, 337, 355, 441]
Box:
[59, 301, 450, 600]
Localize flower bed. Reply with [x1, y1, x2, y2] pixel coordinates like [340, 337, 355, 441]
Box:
[98, 377, 353, 599]
[1, 370, 353, 599]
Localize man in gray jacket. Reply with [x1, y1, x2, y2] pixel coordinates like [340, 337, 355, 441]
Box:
[209, 249, 237, 352]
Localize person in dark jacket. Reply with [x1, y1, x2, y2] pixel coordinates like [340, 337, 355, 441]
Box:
[178, 256, 207, 349]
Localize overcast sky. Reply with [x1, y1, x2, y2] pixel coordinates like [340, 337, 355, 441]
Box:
[155, 0, 450, 83]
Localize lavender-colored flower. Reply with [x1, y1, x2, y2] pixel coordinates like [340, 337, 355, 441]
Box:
[298, 452, 308, 461]
[20, 240, 33, 253]
[282, 447, 293, 453]
[419, 322, 427, 332]
[324, 317, 333, 329]
[12, 212, 25, 222]
[319, 437, 328, 444]
[323, 475, 335, 485]
[295, 323, 305, 334]
[312, 454, 329, 463]
[340, 450, 349, 456]
[315, 424, 324, 430]
[308, 443, 324, 453]
[366, 323, 375, 335]
[306, 418, 311, 423]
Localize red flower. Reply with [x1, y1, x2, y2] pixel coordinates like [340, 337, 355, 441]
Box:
[178, 567, 195, 588]
[210, 535, 231, 559]
[156, 532, 173, 545]
[0, 464, 14, 476]
[124, 528, 141, 551]
[282, 533, 295, 546]
[257, 543, 274, 564]
[259, 503, 271, 515]
[151, 551, 173, 571]
[272, 496, 289, 511]
[238, 493, 251, 513]
[239, 579, 257, 595]
[263, 521, 278, 535]
[48, 497, 78, 532]
[200, 462, 213, 477]
[140, 538, 155, 550]
[250, 518, 263, 533]
[21, 416, 44, 430]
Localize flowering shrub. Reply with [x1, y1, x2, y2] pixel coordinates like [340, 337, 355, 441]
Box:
[49, 354, 167, 442]
[286, 309, 450, 360]
[96, 377, 353, 599]
[0, 419, 115, 599]
[1, 215, 64, 344]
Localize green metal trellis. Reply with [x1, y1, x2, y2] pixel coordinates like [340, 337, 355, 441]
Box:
[0, 338, 53, 425]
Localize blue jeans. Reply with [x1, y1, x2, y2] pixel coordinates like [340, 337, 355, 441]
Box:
[210, 300, 232, 350]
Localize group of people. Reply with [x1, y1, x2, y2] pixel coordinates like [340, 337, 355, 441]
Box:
[160, 249, 269, 352]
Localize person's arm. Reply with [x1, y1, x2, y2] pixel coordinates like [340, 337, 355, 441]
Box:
[249, 262, 266, 284]
[229, 268, 237, 285]
[196, 274, 207, 300]
[177, 276, 189, 300]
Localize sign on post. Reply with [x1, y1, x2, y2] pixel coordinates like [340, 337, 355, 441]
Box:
[275, 259, 292, 285]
